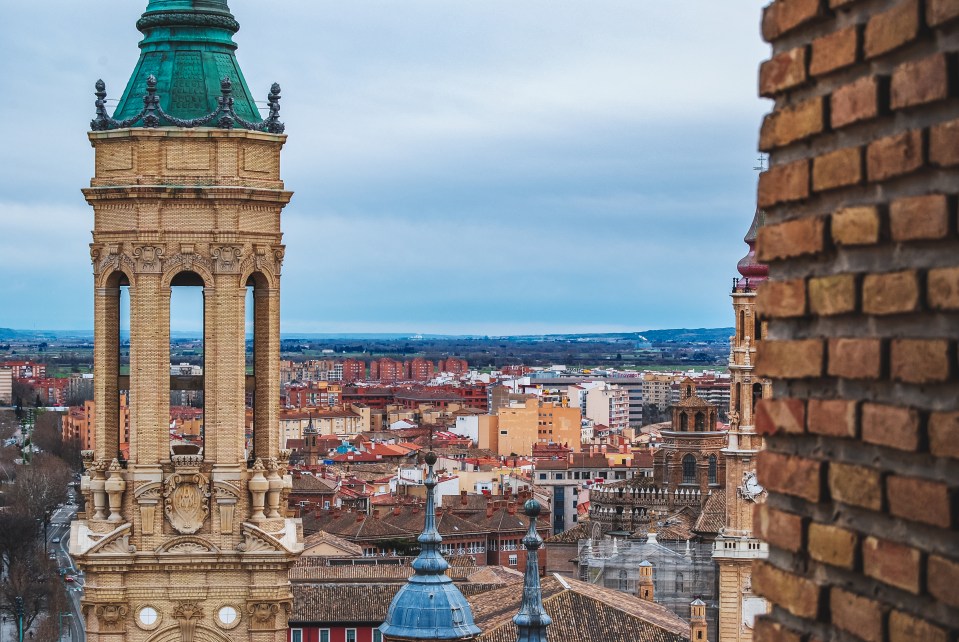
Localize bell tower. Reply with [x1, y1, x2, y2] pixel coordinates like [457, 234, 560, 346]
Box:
[713, 208, 770, 641]
[71, 2, 302, 641]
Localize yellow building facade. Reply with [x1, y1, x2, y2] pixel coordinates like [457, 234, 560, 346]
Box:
[495, 399, 582, 457]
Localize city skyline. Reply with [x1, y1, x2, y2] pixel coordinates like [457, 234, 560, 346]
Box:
[0, 1, 769, 334]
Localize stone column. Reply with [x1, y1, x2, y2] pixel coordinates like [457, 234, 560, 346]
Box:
[253, 286, 280, 461]
[129, 273, 169, 465]
[93, 284, 120, 462]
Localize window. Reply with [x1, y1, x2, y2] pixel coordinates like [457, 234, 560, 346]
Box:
[539, 473, 547, 480]
[682, 455, 696, 484]
[708, 455, 717, 485]
[554, 473, 564, 480]
[508, 554, 518, 566]
[695, 412, 705, 431]
[676, 572, 685, 593]
[680, 413, 688, 431]
[618, 569, 628, 590]
[319, 630, 330, 642]
[373, 631, 383, 642]
[291, 631, 303, 642]
[346, 629, 357, 642]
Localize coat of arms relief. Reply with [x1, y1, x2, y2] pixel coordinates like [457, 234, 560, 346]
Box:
[164, 455, 210, 534]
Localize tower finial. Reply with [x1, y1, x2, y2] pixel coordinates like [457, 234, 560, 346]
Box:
[380, 449, 481, 640]
[514, 498, 551, 642]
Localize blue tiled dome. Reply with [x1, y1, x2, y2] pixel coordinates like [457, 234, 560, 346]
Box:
[380, 451, 481, 640]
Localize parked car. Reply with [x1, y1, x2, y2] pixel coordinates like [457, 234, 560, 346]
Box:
[64, 575, 75, 583]
[52, 537, 61, 544]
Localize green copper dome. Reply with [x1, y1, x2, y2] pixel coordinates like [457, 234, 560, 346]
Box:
[111, 0, 261, 124]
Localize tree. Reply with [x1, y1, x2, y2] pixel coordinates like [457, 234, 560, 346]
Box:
[5, 453, 72, 526]
[0, 545, 63, 632]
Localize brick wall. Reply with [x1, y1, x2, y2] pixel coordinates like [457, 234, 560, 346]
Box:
[752, 0, 959, 640]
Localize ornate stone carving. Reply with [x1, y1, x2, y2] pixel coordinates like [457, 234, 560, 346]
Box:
[272, 246, 285, 274]
[738, 470, 766, 503]
[248, 458, 268, 522]
[164, 458, 210, 535]
[266, 457, 283, 519]
[135, 482, 162, 536]
[89, 458, 109, 520]
[247, 602, 280, 630]
[133, 244, 165, 273]
[211, 245, 243, 273]
[94, 603, 129, 632]
[213, 481, 241, 534]
[103, 459, 127, 523]
[172, 601, 204, 642]
[236, 525, 282, 554]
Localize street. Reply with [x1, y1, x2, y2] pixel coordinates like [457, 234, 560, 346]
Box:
[47, 503, 85, 642]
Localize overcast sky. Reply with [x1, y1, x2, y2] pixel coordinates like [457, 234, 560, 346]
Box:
[0, 1, 770, 335]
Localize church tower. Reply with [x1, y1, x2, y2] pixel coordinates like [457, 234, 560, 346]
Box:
[713, 208, 770, 641]
[71, 2, 302, 641]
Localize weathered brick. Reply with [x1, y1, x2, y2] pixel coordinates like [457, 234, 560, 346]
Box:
[808, 523, 857, 568]
[755, 504, 805, 552]
[862, 270, 920, 315]
[756, 398, 806, 435]
[829, 461, 883, 510]
[810, 25, 858, 76]
[756, 339, 824, 379]
[759, 97, 824, 150]
[753, 561, 822, 619]
[831, 76, 880, 129]
[757, 160, 810, 208]
[759, 47, 808, 97]
[756, 216, 823, 261]
[866, 129, 924, 182]
[891, 54, 950, 110]
[864, 0, 921, 59]
[889, 194, 950, 241]
[927, 0, 959, 26]
[930, 118, 959, 166]
[831, 205, 881, 246]
[753, 619, 803, 642]
[829, 0, 859, 7]
[863, 536, 922, 593]
[929, 411, 959, 459]
[830, 588, 884, 642]
[808, 398, 858, 437]
[890, 339, 951, 383]
[889, 610, 948, 642]
[928, 266, 959, 310]
[812, 146, 862, 191]
[862, 402, 921, 451]
[808, 274, 856, 316]
[887, 475, 952, 528]
[756, 278, 806, 318]
[763, 0, 825, 40]
[928, 554, 959, 608]
[758, 451, 823, 502]
[827, 338, 881, 380]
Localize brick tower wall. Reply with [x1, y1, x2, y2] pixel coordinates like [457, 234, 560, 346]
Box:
[751, 1, 959, 641]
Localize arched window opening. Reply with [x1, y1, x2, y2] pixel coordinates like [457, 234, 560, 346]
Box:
[676, 572, 685, 593]
[618, 569, 628, 591]
[115, 276, 131, 462]
[756, 320, 763, 341]
[169, 273, 205, 457]
[708, 455, 717, 485]
[739, 309, 745, 341]
[247, 272, 273, 462]
[694, 412, 705, 431]
[680, 413, 688, 431]
[735, 382, 742, 414]
[682, 455, 696, 485]
[752, 383, 763, 417]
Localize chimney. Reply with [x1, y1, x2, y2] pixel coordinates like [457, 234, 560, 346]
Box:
[639, 560, 654, 601]
[356, 513, 364, 522]
[372, 509, 380, 519]
[486, 503, 494, 519]
[507, 503, 516, 515]
[461, 490, 468, 506]
[392, 506, 401, 517]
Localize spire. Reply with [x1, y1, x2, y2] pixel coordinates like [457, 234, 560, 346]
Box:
[514, 498, 552, 642]
[380, 450, 481, 640]
[110, 0, 262, 125]
[735, 208, 768, 289]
